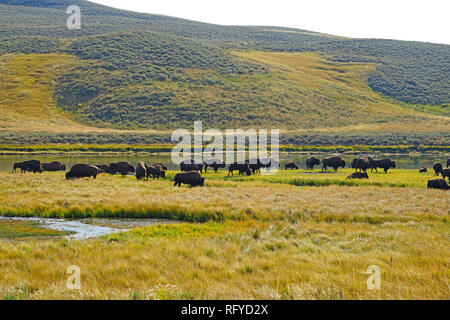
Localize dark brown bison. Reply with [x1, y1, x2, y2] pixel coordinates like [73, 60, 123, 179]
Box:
[442, 168, 450, 181]
[247, 158, 263, 174]
[145, 164, 166, 179]
[42, 161, 66, 172]
[321, 156, 346, 171]
[12, 162, 24, 173]
[174, 171, 205, 187]
[346, 172, 369, 179]
[228, 162, 252, 176]
[180, 160, 203, 174]
[66, 164, 100, 180]
[371, 159, 396, 173]
[427, 179, 449, 190]
[285, 162, 298, 170]
[21, 160, 43, 173]
[204, 159, 225, 173]
[260, 158, 279, 172]
[94, 164, 110, 174]
[433, 162, 443, 176]
[351, 158, 371, 172]
[306, 157, 320, 170]
[136, 162, 147, 180]
[419, 167, 427, 173]
[109, 161, 135, 175]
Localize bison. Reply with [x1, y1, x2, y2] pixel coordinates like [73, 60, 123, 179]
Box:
[146, 164, 166, 179]
[204, 159, 225, 173]
[21, 160, 43, 173]
[228, 162, 252, 176]
[248, 158, 264, 174]
[66, 164, 100, 180]
[427, 179, 449, 190]
[433, 162, 443, 176]
[285, 162, 298, 170]
[180, 160, 203, 174]
[321, 156, 346, 172]
[173, 171, 205, 187]
[442, 168, 450, 181]
[12, 162, 24, 173]
[136, 161, 147, 180]
[371, 159, 396, 173]
[419, 167, 427, 173]
[109, 161, 135, 175]
[42, 161, 66, 172]
[260, 158, 279, 172]
[306, 157, 320, 170]
[346, 172, 369, 179]
[94, 164, 110, 174]
[351, 158, 371, 172]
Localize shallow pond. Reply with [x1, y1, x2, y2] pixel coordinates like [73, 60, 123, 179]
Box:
[0, 216, 178, 240]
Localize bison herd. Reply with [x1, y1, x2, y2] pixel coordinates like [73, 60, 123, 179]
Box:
[10, 156, 450, 190]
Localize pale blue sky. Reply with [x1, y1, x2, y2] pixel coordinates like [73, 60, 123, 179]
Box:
[90, 0, 450, 44]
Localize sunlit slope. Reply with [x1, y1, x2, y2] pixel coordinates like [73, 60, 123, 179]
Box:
[1, 52, 448, 135]
[232, 51, 449, 132]
[0, 54, 166, 134]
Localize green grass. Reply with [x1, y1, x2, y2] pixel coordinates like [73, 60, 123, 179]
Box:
[0, 220, 71, 238]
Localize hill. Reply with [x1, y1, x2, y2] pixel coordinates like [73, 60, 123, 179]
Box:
[0, 0, 448, 145]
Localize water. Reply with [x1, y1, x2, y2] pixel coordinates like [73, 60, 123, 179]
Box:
[0, 216, 178, 240]
[0, 153, 448, 172]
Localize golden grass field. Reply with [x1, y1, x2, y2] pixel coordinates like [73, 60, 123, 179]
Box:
[0, 169, 448, 299]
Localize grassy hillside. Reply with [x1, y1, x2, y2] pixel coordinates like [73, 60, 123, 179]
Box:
[0, 0, 449, 144]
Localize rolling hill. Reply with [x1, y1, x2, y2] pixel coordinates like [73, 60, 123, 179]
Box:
[0, 0, 448, 145]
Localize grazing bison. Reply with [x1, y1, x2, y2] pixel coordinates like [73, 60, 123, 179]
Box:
[419, 167, 427, 173]
[66, 164, 100, 180]
[135, 161, 147, 180]
[306, 157, 320, 170]
[260, 158, 279, 172]
[42, 161, 66, 172]
[21, 160, 43, 173]
[321, 156, 346, 171]
[174, 171, 205, 187]
[180, 160, 203, 174]
[285, 162, 298, 170]
[109, 161, 135, 175]
[371, 159, 396, 173]
[427, 179, 449, 190]
[204, 159, 225, 173]
[433, 162, 443, 176]
[346, 172, 369, 179]
[442, 168, 450, 181]
[351, 158, 371, 172]
[94, 164, 110, 174]
[228, 162, 252, 176]
[247, 158, 264, 174]
[12, 162, 24, 173]
[145, 164, 166, 179]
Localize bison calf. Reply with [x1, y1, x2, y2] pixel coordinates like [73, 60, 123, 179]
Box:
[285, 162, 298, 170]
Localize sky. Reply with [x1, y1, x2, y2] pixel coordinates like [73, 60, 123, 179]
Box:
[90, 0, 450, 45]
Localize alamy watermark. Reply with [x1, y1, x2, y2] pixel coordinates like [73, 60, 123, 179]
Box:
[66, 5, 81, 30]
[171, 121, 280, 175]
[66, 265, 81, 290]
[365, 265, 381, 290]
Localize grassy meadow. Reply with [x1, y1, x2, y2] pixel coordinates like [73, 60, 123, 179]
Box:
[0, 169, 448, 299]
